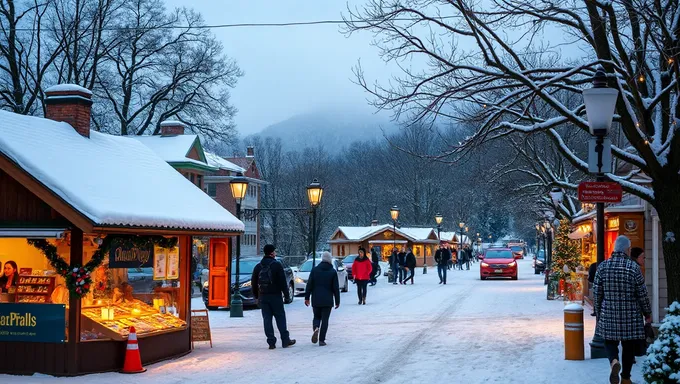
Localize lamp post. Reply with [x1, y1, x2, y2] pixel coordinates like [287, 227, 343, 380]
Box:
[433, 213, 443, 275]
[475, 233, 480, 254]
[307, 179, 324, 268]
[535, 223, 541, 257]
[229, 176, 249, 318]
[390, 206, 400, 283]
[583, 67, 618, 359]
[458, 222, 465, 267]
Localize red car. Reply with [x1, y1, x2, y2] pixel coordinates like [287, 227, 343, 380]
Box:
[479, 248, 518, 280]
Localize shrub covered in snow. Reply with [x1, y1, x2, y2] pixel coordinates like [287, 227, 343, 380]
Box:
[642, 301, 680, 384]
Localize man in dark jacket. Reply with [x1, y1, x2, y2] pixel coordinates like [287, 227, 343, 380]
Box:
[464, 246, 472, 270]
[370, 248, 380, 286]
[389, 250, 399, 284]
[593, 236, 651, 384]
[305, 252, 340, 346]
[403, 248, 417, 284]
[397, 249, 407, 284]
[435, 243, 451, 284]
[251, 244, 296, 349]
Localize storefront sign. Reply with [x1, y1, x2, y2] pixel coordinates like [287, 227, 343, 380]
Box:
[0, 303, 66, 343]
[109, 240, 154, 268]
[578, 182, 623, 203]
[191, 309, 212, 348]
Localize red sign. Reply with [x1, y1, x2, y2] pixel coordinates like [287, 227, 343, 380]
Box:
[578, 182, 623, 203]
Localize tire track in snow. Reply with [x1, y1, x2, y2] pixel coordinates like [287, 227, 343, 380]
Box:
[353, 281, 476, 384]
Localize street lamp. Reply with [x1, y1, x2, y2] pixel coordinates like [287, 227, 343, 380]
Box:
[229, 175, 249, 318]
[458, 222, 465, 265]
[307, 179, 324, 267]
[583, 67, 618, 360]
[390, 206, 400, 284]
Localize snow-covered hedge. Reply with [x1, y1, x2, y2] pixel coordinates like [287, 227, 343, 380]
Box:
[642, 301, 680, 384]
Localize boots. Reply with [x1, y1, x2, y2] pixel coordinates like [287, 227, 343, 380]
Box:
[621, 379, 632, 384]
[610, 359, 621, 384]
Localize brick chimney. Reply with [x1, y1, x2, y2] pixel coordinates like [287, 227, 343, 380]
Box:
[246, 146, 255, 158]
[44, 84, 93, 138]
[371, 220, 379, 226]
[160, 120, 186, 136]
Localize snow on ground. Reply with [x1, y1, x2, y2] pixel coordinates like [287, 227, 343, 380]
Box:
[1, 259, 645, 383]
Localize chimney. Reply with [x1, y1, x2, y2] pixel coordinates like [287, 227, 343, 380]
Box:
[160, 120, 186, 136]
[246, 146, 255, 158]
[371, 220, 379, 226]
[44, 84, 93, 138]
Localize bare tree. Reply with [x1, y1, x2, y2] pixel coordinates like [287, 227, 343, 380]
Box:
[0, 0, 63, 114]
[345, 0, 680, 301]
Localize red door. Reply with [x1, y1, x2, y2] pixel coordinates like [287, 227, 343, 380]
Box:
[208, 238, 231, 308]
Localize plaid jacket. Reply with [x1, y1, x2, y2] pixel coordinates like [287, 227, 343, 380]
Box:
[593, 252, 652, 340]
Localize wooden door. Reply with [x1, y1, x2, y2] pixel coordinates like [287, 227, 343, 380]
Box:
[208, 238, 231, 308]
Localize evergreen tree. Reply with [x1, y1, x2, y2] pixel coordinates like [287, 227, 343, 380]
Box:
[551, 218, 581, 281]
[643, 302, 680, 384]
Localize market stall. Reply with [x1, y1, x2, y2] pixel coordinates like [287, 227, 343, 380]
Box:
[0, 87, 242, 376]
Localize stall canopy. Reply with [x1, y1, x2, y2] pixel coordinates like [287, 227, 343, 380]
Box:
[0, 110, 244, 234]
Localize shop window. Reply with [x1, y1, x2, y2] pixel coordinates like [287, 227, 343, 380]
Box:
[207, 183, 217, 198]
[196, 174, 203, 188]
[79, 236, 186, 342]
[0, 237, 71, 342]
[190, 173, 195, 184]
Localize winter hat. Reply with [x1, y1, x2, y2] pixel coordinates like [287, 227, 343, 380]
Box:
[263, 244, 276, 256]
[321, 251, 333, 264]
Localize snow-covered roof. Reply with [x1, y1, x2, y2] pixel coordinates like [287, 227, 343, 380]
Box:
[45, 84, 92, 95]
[333, 225, 391, 241]
[398, 227, 437, 241]
[439, 231, 471, 244]
[205, 152, 245, 173]
[0, 110, 244, 232]
[131, 134, 214, 169]
[332, 225, 437, 243]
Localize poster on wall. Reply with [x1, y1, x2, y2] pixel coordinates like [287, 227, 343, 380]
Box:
[109, 240, 154, 268]
[0, 303, 66, 343]
[166, 247, 180, 280]
[620, 215, 644, 250]
[153, 247, 167, 281]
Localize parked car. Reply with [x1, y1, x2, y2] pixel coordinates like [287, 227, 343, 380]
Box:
[479, 248, 519, 280]
[510, 246, 525, 259]
[294, 257, 349, 296]
[342, 254, 358, 280]
[127, 267, 160, 293]
[533, 250, 546, 274]
[202, 257, 295, 310]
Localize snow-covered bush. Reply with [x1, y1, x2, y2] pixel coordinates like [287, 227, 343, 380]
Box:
[643, 301, 680, 384]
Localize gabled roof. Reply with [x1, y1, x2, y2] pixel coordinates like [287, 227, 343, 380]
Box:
[330, 225, 438, 243]
[0, 110, 243, 233]
[205, 152, 245, 173]
[131, 134, 217, 172]
[439, 232, 471, 244]
[226, 157, 253, 171]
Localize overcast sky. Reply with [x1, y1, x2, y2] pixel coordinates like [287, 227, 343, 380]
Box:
[164, 0, 391, 136]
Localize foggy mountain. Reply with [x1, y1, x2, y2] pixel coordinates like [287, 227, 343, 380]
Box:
[246, 109, 399, 153]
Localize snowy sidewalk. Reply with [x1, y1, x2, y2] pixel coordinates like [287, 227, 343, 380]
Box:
[1, 259, 644, 383]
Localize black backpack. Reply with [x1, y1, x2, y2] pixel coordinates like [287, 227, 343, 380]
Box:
[258, 261, 274, 293]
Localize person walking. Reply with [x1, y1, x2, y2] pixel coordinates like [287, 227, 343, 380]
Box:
[304, 252, 340, 346]
[397, 248, 407, 284]
[434, 243, 451, 284]
[251, 244, 296, 349]
[465, 246, 472, 270]
[370, 248, 380, 286]
[448, 246, 454, 270]
[403, 248, 417, 284]
[389, 249, 399, 285]
[593, 236, 652, 384]
[352, 247, 373, 305]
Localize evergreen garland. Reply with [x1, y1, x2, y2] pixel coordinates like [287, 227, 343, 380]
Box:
[551, 218, 582, 281]
[27, 234, 178, 298]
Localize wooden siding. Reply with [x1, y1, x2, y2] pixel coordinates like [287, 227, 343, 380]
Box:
[0, 169, 65, 224]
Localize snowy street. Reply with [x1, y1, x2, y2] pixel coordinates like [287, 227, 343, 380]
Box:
[2, 258, 645, 384]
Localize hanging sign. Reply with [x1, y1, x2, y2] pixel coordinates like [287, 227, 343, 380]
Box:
[0, 303, 66, 343]
[166, 247, 180, 280]
[577, 182, 622, 203]
[153, 247, 167, 280]
[109, 240, 154, 268]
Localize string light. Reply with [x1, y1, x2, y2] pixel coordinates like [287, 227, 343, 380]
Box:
[669, 58, 675, 65]
[638, 75, 645, 83]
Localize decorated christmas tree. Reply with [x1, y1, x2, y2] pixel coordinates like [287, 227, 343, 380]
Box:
[643, 302, 680, 384]
[551, 218, 582, 281]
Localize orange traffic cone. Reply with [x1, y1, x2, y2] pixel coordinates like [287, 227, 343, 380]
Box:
[121, 326, 146, 374]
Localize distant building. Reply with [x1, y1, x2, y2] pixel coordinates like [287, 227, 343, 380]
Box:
[328, 223, 439, 266]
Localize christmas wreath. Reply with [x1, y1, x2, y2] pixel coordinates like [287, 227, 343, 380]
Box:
[28, 235, 178, 298]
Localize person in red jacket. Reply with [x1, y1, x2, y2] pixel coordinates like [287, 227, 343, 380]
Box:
[352, 248, 373, 305]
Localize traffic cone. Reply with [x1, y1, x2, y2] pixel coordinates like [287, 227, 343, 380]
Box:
[121, 326, 146, 374]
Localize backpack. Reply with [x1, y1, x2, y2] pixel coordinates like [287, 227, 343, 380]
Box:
[258, 261, 274, 293]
